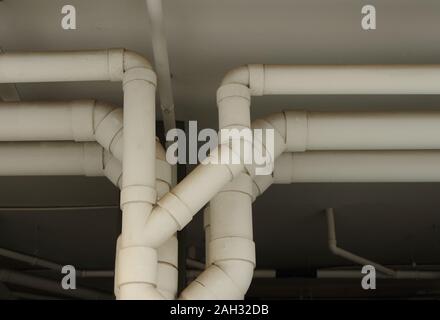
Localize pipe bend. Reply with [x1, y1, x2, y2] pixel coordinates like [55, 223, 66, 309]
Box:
[123, 50, 153, 71]
[221, 66, 250, 86]
[179, 264, 244, 300]
[215, 260, 255, 295]
[328, 242, 341, 256]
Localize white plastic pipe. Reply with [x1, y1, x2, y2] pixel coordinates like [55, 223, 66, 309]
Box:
[0, 142, 104, 177]
[181, 174, 255, 300]
[0, 49, 151, 83]
[222, 64, 440, 95]
[146, 0, 176, 133]
[283, 110, 440, 151]
[142, 144, 244, 248]
[180, 73, 256, 300]
[0, 49, 164, 300]
[0, 100, 123, 159]
[272, 151, 440, 183]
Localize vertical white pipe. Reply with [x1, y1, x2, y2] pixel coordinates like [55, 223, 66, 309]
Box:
[118, 66, 159, 299]
[146, 0, 176, 133]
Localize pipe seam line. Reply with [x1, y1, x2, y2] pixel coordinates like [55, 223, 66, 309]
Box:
[94, 108, 123, 151]
[122, 67, 157, 87]
[209, 237, 256, 266]
[120, 185, 157, 209]
[216, 83, 251, 104]
[248, 64, 265, 96]
[108, 48, 125, 81]
[156, 192, 193, 230]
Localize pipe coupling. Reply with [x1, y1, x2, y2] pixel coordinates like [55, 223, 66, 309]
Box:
[208, 237, 256, 266]
[94, 108, 123, 151]
[122, 67, 157, 87]
[248, 64, 264, 96]
[217, 83, 250, 105]
[117, 246, 157, 287]
[120, 185, 157, 209]
[157, 192, 192, 230]
[107, 48, 125, 81]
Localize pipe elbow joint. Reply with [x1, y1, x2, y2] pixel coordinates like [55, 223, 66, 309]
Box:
[123, 49, 153, 71]
[328, 241, 340, 255]
[221, 66, 250, 86]
[179, 264, 245, 300]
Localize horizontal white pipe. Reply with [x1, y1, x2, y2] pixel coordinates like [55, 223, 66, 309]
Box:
[317, 270, 440, 280]
[0, 142, 104, 176]
[273, 151, 440, 183]
[250, 65, 440, 95]
[0, 49, 151, 83]
[286, 111, 440, 151]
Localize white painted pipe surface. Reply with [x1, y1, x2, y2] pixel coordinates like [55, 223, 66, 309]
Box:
[273, 151, 440, 183]
[283, 110, 440, 151]
[146, 0, 176, 133]
[0, 49, 151, 83]
[181, 75, 255, 300]
[0, 142, 104, 176]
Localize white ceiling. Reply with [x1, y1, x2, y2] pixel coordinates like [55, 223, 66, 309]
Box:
[1, 0, 440, 285]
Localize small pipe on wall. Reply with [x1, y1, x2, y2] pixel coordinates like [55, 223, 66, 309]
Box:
[325, 208, 396, 277]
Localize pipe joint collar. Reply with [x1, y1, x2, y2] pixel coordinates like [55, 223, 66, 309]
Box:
[123, 67, 157, 87]
[181, 265, 244, 300]
[108, 48, 125, 81]
[120, 185, 157, 209]
[117, 246, 157, 287]
[285, 110, 308, 151]
[217, 84, 251, 105]
[209, 237, 256, 266]
[248, 64, 264, 96]
[157, 192, 192, 230]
